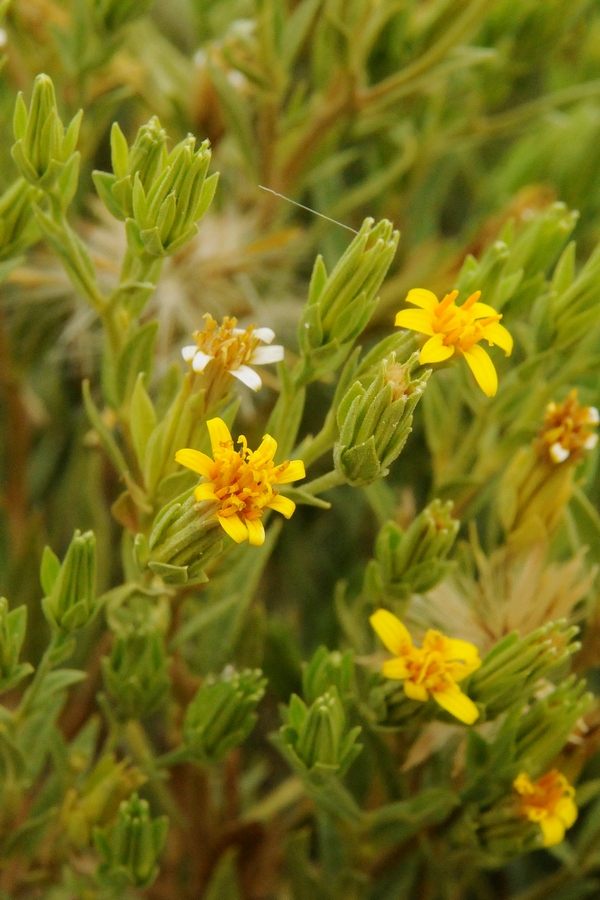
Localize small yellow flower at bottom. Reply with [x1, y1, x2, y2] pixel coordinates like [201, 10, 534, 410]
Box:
[394, 288, 513, 397]
[369, 609, 481, 724]
[175, 417, 305, 546]
[513, 770, 577, 847]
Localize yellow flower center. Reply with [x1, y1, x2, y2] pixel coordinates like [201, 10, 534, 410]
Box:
[514, 771, 574, 822]
[193, 314, 261, 370]
[535, 389, 599, 465]
[403, 633, 459, 694]
[432, 290, 501, 354]
[205, 433, 291, 523]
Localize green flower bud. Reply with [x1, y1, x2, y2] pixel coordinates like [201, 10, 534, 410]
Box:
[297, 218, 399, 383]
[41, 530, 98, 633]
[0, 598, 33, 695]
[279, 688, 362, 775]
[334, 353, 429, 486]
[0, 178, 38, 259]
[183, 667, 266, 763]
[302, 646, 354, 706]
[93, 117, 168, 221]
[91, 0, 154, 31]
[126, 134, 218, 257]
[364, 499, 459, 602]
[469, 621, 580, 720]
[11, 74, 82, 190]
[101, 632, 170, 721]
[61, 754, 146, 848]
[141, 488, 224, 586]
[0, 711, 26, 783]
[94, 793, 168, 889]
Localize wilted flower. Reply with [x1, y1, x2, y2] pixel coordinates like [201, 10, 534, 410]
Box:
[181, 314, 284, 390]
[535, 390, 599, 464]
[370, 609, 481, 724]
[513, 770, 577, 847]
[395, 288, 513, 396]
[175, 417, 305, 545]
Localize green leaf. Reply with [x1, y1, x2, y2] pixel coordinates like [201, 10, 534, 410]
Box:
[116, 320, 159, 407]
[130, 373, 157, 469]
[40, 545, 61, 595]
[82, 379, 130, 477]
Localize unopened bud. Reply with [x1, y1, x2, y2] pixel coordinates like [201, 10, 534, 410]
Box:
[297, 218, 399, 383]
[302, 647, 354, 706]
[183, 667, 266, 763]
[94, 793, 168, 889]
[0, 178, 38, 259]
[334, 353, 429, 486]
[41, 530, 98, 633]
[101, 631, 170, 721]
[11, 74, 81, 190]
[278, 688, 362, 775]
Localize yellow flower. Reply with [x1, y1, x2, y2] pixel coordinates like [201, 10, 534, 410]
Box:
[369, 609, 481, 724]
[394, 288, 513, 397]
[175, 418, 305, 546]
[513, 770, 577, 847]
[181, 314, 284, 391]
[535, 389, 599, 465]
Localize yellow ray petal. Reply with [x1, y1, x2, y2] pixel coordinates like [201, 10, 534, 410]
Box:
[394, 309, 435, 335]
[403, 680, 429, 702]
[483, 321, 513, 356]
[540, 815, 565, 847]
[246, 517, 266, 546]
[419, 334, 455, 364]
[433, 686, 479, 724]
[194, 483, 217, 502]
[275, 459, 306, 484]
[404, 288, 439, 311]
[555, 796, 578, 829]
[382, 658, 409, 680]
[268, 494, 296, 518]
[175, 448, 214, 477]
[218, 513, 248, 543]
[445, 639, 481, 678]
[255, 433, 278, 463]
[463, 345, 498, 397]
[207, 417, 233, 454]
[470, 302, 500, 319]
[370, 609, 412, 655]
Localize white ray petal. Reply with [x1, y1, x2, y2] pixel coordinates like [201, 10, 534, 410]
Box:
[549, 442, 569, 463]
[192, 350, 214, 372]
[181, 345, 197, 362]
[586, 407, 599, 424]
[231, 365, 263, 391]
[254, 327, 275, 344]
[251, 344, 284, 365]
[584, 433, 598, 449]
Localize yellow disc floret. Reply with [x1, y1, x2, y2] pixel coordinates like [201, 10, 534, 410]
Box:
[369, 609, 481, 724]
[175, 418, 305, 546]
[535, 389, 599, 465]
[513, 770, 577, 847]
[395, 288, 513, 397]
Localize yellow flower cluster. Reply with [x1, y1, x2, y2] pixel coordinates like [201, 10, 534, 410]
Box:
[513, 770, 577, 847]
[395, 288, 513, 397]
[535, 389, 599, 464]
[370, 609, 481, 724]
[176, 418, 305, 546]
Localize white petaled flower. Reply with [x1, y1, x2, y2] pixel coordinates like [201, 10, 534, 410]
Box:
[181, 314, 284, 391]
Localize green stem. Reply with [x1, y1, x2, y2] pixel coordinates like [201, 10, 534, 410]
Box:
[302, 470, 346, 496]
[300, 412, 338, 469]
[16, 632, 70, 722]
[125, 721, 186, 827]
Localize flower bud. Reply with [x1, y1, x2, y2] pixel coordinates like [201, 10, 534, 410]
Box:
[334, 353, 429, 486]
[91, 0, 154, 31]
[41, 530, 98, 633]
[0, 598, 33, 695]
[93, 117, 168, 221]
[364, 499, 459, 602]
[302, 647, 354, 706]
[94, 793, 168, 889]
[142, 488, 224, 586]
[127, 134, 218, 256]
[278, 688, 362, 775]
[60, 754, 146, 848]
[469, 621, 580, 720]
[297, 218, 399, 383]
[11, 74, 82, 189]
[183, 667, 266, 763]
[0, 178, 38, 259]
[101, 632, 171, 721]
